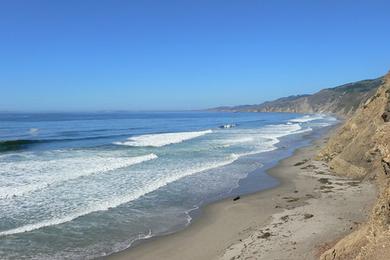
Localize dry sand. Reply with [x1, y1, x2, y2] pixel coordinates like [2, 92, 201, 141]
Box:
[107, 135, 376, 260]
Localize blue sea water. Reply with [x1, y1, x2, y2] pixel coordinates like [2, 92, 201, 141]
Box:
[0, 111, 336, 259]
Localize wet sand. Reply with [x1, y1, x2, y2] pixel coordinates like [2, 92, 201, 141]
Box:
[107, 134, 376, 260]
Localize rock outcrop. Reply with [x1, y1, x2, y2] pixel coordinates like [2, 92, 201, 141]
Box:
[318, 72, 390, 259]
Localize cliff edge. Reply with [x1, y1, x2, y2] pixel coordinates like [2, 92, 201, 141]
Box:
[318, 72, 390, 259]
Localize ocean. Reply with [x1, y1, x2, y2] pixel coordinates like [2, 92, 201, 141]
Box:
[0, 111, 337, 259]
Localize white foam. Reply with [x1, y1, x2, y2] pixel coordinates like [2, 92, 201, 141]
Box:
[246, 123, 312, 152]
[184, 205, 200, 225]
[289, 114, 325, 123]
[216, 123, 313, 158]
[0, 153, 238, 236]
[114, 129, 212, 147]
[220, 124, 236, 129]
[128, 229, 153, 248]
[29, 128, 39, 135]
[223, 137, 254, 145]
[0, 153, 158, 199]
[259, 123, 305, 138]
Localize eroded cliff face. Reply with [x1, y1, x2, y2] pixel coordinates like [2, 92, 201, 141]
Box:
[254, 84, 380, 117]
[211, 77, 383, 117]
[319, 72, 390, 260]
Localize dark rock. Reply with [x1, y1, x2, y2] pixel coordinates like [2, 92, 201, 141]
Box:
[258, 232, 271, 239]
[294, 159, 308, 166]
[280, 215, 289, 222]
[301, 164, 318, 170]
[318, 178, 331, 184]
[286, 197, 299, 202]
[382, 159, 390, 175]
[381, 111, 390, 122]
[304, 213, 314, 219]
[233, 196, 240, 201]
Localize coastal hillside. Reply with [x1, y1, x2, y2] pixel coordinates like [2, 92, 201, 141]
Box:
[318, 72, 390, 259]
[212, 77, 383, 117]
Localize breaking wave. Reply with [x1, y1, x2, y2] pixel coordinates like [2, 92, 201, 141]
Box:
[289, 114, 325, 123]
[0, 153, 238, 236]
[0, 153, 158, 199]
[114, 129, 213, 147]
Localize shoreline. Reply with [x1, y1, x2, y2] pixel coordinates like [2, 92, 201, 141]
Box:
[107, 128, 376, 260]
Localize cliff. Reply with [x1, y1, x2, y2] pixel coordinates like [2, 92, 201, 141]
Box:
[212, 77, 383, 117]
[318, 72, 390, 259]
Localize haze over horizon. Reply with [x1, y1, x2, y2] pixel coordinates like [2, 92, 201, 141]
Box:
[1, 0, 390, 112]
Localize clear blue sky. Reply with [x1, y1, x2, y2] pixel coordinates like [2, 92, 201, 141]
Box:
[1, 0, 389, 112]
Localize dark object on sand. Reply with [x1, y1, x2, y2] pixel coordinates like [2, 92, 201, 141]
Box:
[318, 178, 331, 184]
[293, 159, 308, 166]
[280, 215, 289, 222]
[258, 232, 271, 239]
[233, 196, 240, 201]
[304, 213, 314, 219]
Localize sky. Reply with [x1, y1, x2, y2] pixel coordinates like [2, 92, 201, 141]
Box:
[1, 0, 390, 112]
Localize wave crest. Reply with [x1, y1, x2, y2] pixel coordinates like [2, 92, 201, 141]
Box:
[114, 129, 212, 147]
[289, 114, 325, 123]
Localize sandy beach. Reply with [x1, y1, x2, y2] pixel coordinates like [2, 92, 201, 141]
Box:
[107, 131, 377, 260]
